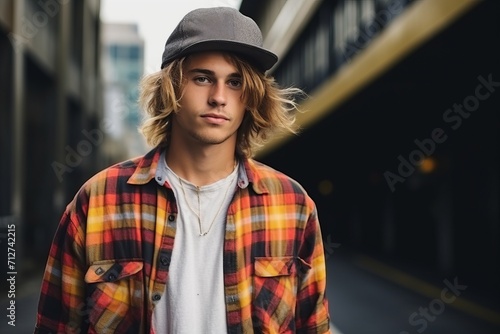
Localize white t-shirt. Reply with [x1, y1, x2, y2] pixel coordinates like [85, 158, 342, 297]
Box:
[153, 154, 238, 334]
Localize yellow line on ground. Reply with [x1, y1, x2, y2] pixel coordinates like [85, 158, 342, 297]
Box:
[354, 255, 500, 326]
[330, 321, 343, 334]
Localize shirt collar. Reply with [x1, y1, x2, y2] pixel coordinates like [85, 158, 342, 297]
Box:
[127, 146, 163, 185]
[127, 146, 265, 193]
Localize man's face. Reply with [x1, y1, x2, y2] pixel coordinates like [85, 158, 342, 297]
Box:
[171, 51, 247, 149]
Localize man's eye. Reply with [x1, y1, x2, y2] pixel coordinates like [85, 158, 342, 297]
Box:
[229, 79, 242, 87]
[195, 76, 210, 83]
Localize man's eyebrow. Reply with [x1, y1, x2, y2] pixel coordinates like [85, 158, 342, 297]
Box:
[187, 68, 242, 78]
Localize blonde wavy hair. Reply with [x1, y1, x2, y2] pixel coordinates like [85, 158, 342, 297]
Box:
[138, 53, 304, 158]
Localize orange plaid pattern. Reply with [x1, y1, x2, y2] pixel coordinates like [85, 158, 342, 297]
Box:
[34, 147, 331, 333]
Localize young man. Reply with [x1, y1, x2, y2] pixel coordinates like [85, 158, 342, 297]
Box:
[35, 6, 331, 334]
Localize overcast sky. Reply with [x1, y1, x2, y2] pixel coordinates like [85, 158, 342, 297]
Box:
[100, 0, 243, 74]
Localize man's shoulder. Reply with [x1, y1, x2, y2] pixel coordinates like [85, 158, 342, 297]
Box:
[246, 159, 308, 194]
[77, 151, 156, 196]
[247, 159, 287, 178]
[90, 155, 144, 181]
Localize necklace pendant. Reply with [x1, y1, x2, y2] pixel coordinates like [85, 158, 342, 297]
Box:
[179, 171, 236, 237]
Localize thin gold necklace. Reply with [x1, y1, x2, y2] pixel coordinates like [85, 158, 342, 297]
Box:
[178, 165, 237, 236]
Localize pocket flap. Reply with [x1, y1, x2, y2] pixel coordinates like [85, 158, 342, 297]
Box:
[85, 260, 143, 283]
[254, 256, 294, 277]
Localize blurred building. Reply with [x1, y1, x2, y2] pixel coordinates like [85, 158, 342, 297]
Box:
[0, 0, 106, 276]
[101, 22, 148, 159]
[240, 0, 499, 322]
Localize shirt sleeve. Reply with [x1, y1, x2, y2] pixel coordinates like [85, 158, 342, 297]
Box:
[295, 205, 332, 333]
[34, 207, 88, 334]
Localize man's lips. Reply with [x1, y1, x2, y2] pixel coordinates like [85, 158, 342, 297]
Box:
[201, 113, 229, 124]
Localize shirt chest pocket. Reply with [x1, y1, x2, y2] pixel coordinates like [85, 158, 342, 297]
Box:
[252, 256, 298, 333]
[84, 260, 144, 333]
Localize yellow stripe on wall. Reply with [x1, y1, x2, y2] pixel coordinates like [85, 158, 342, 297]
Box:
[256, 0, 481, 158]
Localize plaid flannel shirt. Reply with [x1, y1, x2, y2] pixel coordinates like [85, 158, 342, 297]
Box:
[35, 147, 331, 333]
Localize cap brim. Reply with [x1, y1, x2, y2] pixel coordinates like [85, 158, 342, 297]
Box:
[162, 40, 278, 72]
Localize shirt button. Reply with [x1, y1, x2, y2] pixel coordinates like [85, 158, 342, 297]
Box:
[168, 215, 175, 222]
[160, 256, 170, 266]
[107, 273, 117, 281]
[152, 293, 161, 301]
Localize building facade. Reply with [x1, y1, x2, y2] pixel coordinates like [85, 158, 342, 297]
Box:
[0, 0, 105, 275]
[101, 22, 147, 159]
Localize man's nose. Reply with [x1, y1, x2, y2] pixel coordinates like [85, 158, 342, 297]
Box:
[208, 82, 227, 107]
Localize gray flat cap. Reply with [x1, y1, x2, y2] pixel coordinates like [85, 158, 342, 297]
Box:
[161, 7, 278, 72]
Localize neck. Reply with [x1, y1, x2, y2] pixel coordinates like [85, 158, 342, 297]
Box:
[165, 146, 237, 187]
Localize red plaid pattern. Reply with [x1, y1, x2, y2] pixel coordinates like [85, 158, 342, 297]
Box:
[35, 147, 331, 333]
